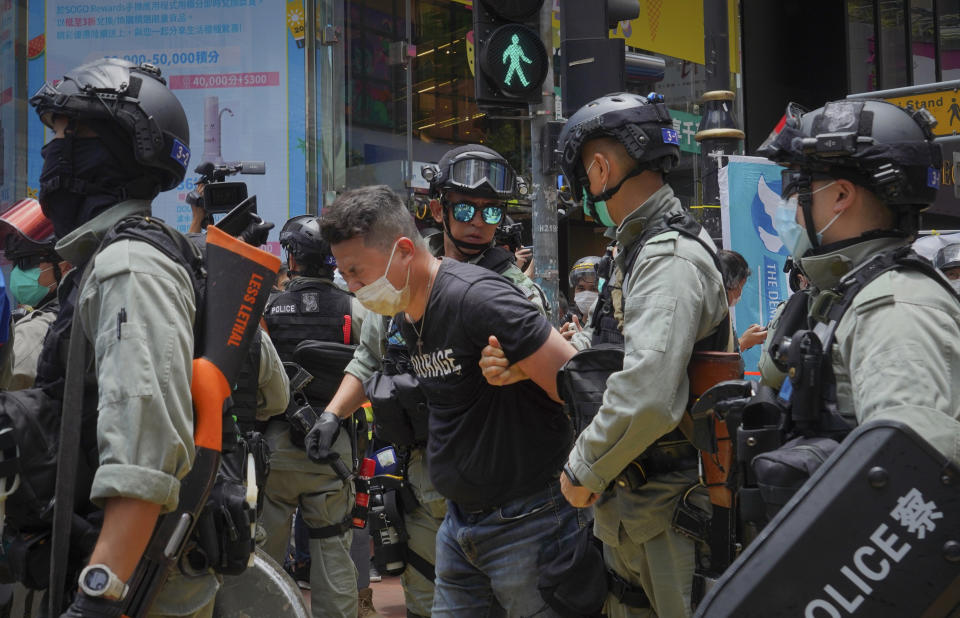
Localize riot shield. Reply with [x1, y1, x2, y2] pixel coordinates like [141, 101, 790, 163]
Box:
[213, 547, 309, 618]
[695, 419, 960, 617]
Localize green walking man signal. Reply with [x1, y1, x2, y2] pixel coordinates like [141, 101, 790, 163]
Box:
[502, 33, 533, 87]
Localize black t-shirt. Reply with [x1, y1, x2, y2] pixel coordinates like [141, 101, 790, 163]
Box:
[399, 259, 572, 511]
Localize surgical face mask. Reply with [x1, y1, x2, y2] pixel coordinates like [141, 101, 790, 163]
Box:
[354, 241, 411, 316]
[773, 181, 839, 257]
[10, 265, 54, 307]
[581, 159, 618, 228]
[574, 290, 598, 314]
[951, 279, 960, 294]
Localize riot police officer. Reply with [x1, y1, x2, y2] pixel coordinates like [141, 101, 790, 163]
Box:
[423, 144, 548, 315]
[0, 198, 69, 390]
[756, 99, 960, 463]
[325, 147, 547, 617]
[30, 58, 216, 617]
[555, 93, 729, 617]
[260, 214, 367, 618]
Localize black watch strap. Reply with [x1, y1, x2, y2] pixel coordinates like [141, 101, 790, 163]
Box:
[563, 463, 582, 487]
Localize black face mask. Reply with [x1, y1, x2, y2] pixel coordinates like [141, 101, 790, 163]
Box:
[38, 137, 135, 239]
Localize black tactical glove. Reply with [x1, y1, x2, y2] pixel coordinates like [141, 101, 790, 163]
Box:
[60, 593, 124, 618]
[304, 411, 342, 464]
[239, 213, 274, 247]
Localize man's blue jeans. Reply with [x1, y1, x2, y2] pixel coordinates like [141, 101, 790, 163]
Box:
[432, 480, 586, 617]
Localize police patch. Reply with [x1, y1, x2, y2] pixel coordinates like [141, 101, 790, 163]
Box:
[661, 127, 680, 145]
[301, 292, 320, 313]
[927, 167, 940, 189]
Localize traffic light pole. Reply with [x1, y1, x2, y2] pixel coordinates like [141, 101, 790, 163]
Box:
[530, 1, 560, 323]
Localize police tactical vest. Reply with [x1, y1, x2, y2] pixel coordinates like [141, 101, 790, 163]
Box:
[264, 278, 352, 406]
[590, 212, 730, 351]
[738, 244, 960, 528]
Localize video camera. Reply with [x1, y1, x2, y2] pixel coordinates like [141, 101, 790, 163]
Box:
[187, 160, 266, 214]
[495, 220, 524, 252]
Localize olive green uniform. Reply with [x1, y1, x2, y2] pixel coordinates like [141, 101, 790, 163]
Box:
[258, 283, 367, 618]
[0, 307, 56, 390]
[56, 200, 217, 617]
[565, 185, 728, 618]
[760, 236, 960, 465]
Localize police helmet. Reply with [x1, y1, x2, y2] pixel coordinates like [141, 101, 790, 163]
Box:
[30, 58, 190, 191]
[934, 243, 960, 272]
[557, 92, 680, 202]
[0, 198, 60, 265]
[280, 215, 335, 273]
[569, 256, 601, 288]
[757, 99, 942, 209]
[421, 145, 528, 200]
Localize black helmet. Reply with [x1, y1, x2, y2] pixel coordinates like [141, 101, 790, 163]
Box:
[757, 99, 941, 209]
[280, 215, 335, 274]
[30, 58, 190, 191]
[557, 92, 680, 202]
[421, 144, 528, 200]
[935, 243, 960, 271]
[569, 256, 601, 287]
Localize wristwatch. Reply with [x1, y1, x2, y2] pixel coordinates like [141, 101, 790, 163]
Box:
[79, 564, 129, 601]
[563, 463, 582, 487]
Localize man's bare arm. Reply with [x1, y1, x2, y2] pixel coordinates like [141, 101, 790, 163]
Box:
[481, 330, 576, 402]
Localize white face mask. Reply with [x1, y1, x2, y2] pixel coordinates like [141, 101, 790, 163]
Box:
[354, 240, 411, 316]
[574, 290, 598, 314]
[951, 279, 960, 294]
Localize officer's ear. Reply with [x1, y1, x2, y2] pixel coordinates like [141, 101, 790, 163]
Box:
[832, 178, 857, 214]
[429, 199, 443, 224]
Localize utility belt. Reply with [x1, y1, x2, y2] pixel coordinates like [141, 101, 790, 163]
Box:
[610, 430, 699, 493]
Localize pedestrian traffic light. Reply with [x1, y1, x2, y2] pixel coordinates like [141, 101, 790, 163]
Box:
[473, 0, 549, 110]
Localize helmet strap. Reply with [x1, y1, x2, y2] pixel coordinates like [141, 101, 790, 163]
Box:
[585, 164, 645, 205]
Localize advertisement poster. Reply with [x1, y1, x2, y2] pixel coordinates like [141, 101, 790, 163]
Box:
[29, 0, 307, 251]
[719, 155, 789, 374]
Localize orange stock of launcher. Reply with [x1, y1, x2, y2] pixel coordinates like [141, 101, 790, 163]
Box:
[122, 225, 280, 618]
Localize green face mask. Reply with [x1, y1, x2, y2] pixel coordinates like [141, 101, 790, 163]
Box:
[10, 265, 53, 307]
[581, 190, 617, 227]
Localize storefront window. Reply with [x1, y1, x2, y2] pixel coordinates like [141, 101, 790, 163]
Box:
[911, 0, 937, 84]
[847, 0, 878, 93]
[940, 0, 960, 80]
[879, 0, 909, 88]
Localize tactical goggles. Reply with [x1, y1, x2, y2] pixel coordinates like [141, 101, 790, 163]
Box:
[447, 200, 505, 225]
[447, 158, 516, 196]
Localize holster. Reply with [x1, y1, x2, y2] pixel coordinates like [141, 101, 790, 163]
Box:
[284, 392, 320, 448]
[186, 475, 255, 576]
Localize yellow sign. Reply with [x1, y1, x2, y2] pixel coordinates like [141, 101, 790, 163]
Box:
[883, 88, 960, 137]
[286, 1, 305, 45]
[609, 0, 740, 72]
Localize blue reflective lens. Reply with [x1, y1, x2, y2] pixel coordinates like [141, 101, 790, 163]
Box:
[451, 202, 503, 225]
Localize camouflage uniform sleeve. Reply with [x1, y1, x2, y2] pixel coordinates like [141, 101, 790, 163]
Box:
[80, 239, 196, 513]
[344, 310, 385, 382]
[567, 236, 728, 493]
[500, 263, 550, 318]
[255, 328, 290, 420]
[349, 296, 369, 345]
